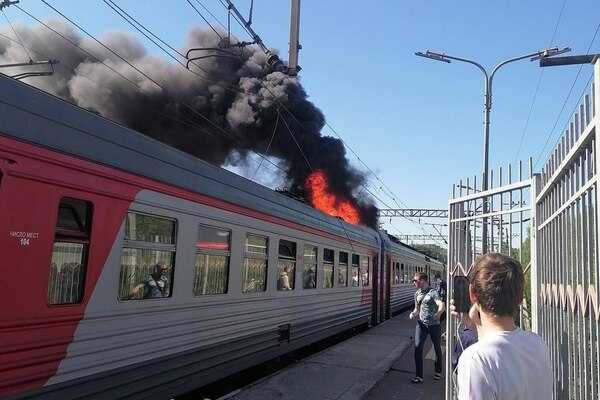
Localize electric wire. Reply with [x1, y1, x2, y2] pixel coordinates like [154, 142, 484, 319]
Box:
[1, 7, 32, 60]
[186, 0, 222, 40]
[193, 0, 227, 31]
[17, 3, 284, 174]
[513, 0, 568, 165]
[533, 21, 600, 168]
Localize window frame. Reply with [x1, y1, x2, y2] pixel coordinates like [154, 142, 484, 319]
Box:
[242, 232, 269, 294]
[47, 197, 94, 306]
[193, 224, 231, 296]
[277, 239, 297, 291]
[302, 243, 318, 290]
[322, 248, 335, 289]
[118, 211, 177, 301]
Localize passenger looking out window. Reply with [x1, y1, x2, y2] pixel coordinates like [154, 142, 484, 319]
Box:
[351, 254, 360, 287]
[323, 248, 334, 288]
[338, 252, 348, 286]
[303, 245, 317, 289]
[131, 263, 170, 299]
[242, 234, 268, 293]
[362, 256, 370, 286]
[119, 212, 176, 300]
[194, 225, 230, 295]
[278, 240, 296, 291]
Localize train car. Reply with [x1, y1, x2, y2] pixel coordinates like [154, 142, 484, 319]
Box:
[383, 234, 445, 316]
[0, 74, 440, 399]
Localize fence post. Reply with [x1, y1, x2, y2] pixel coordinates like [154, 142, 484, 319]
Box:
[530, 173, 541, 333]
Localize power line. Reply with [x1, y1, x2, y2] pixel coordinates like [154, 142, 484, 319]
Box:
[193, 0, 227, 31]
[533, 21, 600, 168]
[514, 0, 568, 164]
[1, 7, 32, 60]
[17, 3, 284, 176]
[186, 0, 222, 40]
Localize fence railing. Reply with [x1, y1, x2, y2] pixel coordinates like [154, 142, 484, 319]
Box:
[534, 60, 599, 400]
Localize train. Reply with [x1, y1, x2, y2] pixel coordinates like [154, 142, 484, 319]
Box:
[0, 74, 444, 400]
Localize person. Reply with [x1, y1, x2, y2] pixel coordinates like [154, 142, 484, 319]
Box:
[451, 253, 552, 400]
[304, 267, 316, 289]
[278, 266, 292, 290]
[409, 272, 445, 384]
[351, 270, 359, 287]
[434, 272, 447, 325]
[131, 263, 170, 299]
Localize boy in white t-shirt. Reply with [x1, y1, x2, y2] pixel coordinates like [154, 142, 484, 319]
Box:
[452, 253, 552, 400]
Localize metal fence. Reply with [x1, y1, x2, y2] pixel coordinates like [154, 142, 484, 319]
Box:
[535, 59, 600, 400]
[446, 160, 536, 399]
[446, 59, 600, 400]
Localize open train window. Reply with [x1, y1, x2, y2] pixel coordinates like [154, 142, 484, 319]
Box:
[303, 245, 317, 289]
[118, 212, 176, 300]
[47, 198, 93, 305]
[338, 251, 348, 287]
[323, 248, 334, 288]
[194, 225, 230, 296]
[351, 254, 360, 287]
[277, 240, 296, 291]
[242, 234, 268, 293]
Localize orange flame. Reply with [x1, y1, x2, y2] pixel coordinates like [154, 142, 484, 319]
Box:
[305, 170, 361, 225]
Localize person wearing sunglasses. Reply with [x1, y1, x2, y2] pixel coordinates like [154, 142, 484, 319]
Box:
[409, 272, 445, 384]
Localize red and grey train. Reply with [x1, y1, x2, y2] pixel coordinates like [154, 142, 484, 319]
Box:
[0, 75, 444, 399]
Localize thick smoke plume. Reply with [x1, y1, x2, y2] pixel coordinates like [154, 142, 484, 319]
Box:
[0, 20, 378, 227]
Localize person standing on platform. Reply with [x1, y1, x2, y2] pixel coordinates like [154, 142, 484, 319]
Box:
[409, 272, 445, 384]
[452, 253, 552, 400]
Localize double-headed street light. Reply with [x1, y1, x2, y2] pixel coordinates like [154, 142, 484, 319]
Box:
[416, 47, 570, 254]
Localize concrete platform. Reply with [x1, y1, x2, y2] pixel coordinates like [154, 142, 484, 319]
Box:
[363, 325, 446, 400]
[227, 312, 416, 400]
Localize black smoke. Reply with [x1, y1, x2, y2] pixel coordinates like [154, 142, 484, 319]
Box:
[0, 21, 378, 227]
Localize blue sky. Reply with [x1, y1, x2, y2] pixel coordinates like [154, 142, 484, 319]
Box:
[3, 0, 600, 242]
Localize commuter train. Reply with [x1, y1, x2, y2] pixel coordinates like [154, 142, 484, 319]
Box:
[0, 75, 444, 400]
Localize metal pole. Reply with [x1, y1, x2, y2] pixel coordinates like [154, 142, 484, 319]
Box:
[416, 48, 570, 254]
[482, 77, 490, 253]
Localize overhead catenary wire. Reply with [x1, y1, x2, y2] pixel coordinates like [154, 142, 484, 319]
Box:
[533, 21, 600, 168]
[17, 2, 285, 175]
[44, 0, 358, 246]
[19, 1, 416, 244]
[185, 0, 222, 40]
[513, 0, 568, 164]
[1, 7, 32, 60]
[193, 0, 227, 31]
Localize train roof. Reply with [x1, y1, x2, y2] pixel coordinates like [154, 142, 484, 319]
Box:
[0, 75, 378, 246]
[381, 231, 445, 266]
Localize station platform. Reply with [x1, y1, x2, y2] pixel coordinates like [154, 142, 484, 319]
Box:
[224, 311, 445, 400]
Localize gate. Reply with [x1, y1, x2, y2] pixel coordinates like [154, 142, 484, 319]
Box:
[446, 161, 537, 399]
[446, 59, 600, 400]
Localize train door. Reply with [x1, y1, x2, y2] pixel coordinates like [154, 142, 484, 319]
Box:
[371, 253, 380, 325]
[384, 255, 391, 320]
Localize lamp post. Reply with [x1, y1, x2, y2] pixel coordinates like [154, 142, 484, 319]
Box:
[416, 47, 570, 254]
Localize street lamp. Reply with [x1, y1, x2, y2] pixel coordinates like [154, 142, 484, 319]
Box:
[416, 47, 570, 253]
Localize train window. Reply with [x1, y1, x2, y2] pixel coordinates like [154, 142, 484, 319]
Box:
[303, 245, 317, 289]
[361, 256, 369, 286]
[242, 234, 268, 293]
[338, 251, 348, 287]
[401, 263, 405, 283]
[351, 254, 360, 287]
[323, 248, 334, 288]
[193, 225, 230, 296]
[47, 198, 92, 305]
[118, 212, 176, 300]
[392, 262, 399, 285]
[277, 240, 296, 291]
